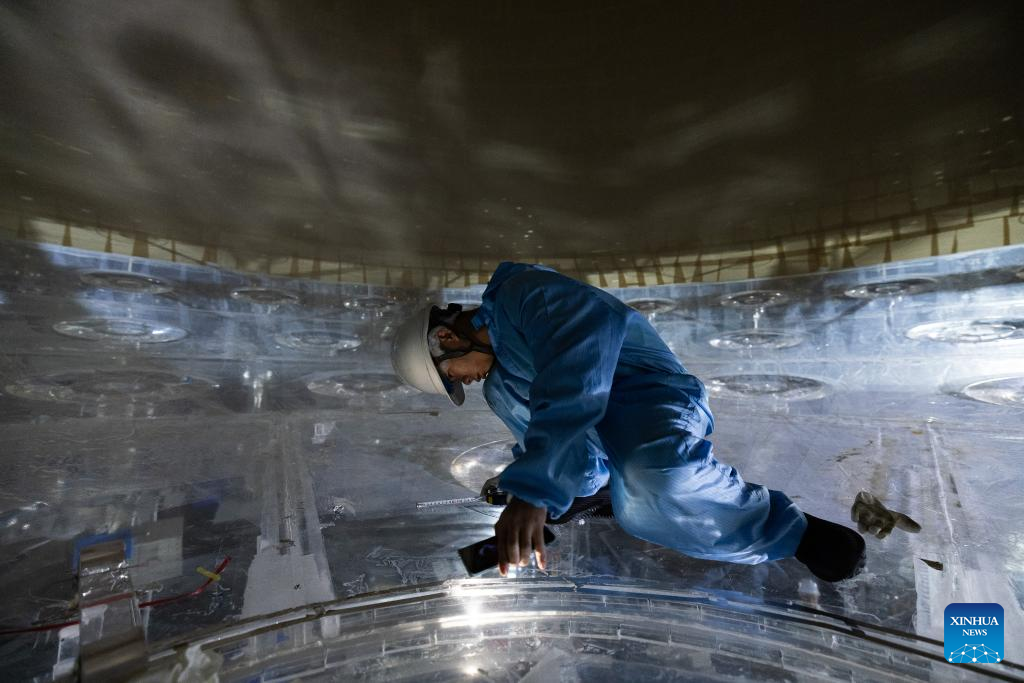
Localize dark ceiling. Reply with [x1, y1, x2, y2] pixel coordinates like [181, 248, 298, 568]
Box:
[1, 1, 1021, 265]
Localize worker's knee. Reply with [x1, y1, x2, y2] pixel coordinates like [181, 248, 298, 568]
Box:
[609, 461, 681, 542]
[609, 439, 747, 547]
[613, 436, 715, 497]
[609, 487, 652, 541]
[611, 486, 714, 553]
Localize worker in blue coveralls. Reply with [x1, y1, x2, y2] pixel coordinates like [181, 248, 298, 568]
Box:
[391, 262, 866, 582]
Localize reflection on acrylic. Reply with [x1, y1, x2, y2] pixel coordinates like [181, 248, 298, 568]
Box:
[340, 296, 400, 314]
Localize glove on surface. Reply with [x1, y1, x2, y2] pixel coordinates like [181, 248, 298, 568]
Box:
[851, 491, 921, 539]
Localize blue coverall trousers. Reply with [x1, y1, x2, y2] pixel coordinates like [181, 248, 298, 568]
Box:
[597, 384, 807, 564]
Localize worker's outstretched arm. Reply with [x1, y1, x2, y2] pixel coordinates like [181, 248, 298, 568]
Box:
[497, 272, 627, 518]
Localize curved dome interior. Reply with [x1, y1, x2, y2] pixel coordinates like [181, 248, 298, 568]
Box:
[1, 2, 1022, 281]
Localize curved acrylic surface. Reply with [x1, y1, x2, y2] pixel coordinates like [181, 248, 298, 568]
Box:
[1, 239, 1023, 681]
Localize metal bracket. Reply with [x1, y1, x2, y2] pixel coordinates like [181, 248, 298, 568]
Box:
[74, 539, 147, 682]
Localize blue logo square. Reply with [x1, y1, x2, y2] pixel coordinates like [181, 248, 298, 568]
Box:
[945, 603, 1004, 664]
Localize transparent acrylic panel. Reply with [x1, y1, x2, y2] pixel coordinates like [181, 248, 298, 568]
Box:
[2, 238, 1023, 681]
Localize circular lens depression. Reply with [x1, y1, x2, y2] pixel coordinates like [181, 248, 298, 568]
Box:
[906, 319, 1024, 343]
[720, 290, 789, 308]
[625, 298, 678, 316]
[844, 278, 936, 299]
[79, 270, 172, 294]
[707, 374, 828, 401]
[231, 288, 300, 305]
[450, 440, 517, 491]
[53, 318, 188, 343]
[958, 377, 1024, 408]
[708, 330, 806, 350]
[306, 372, 404, 397]
[275, 328, 362, 352]
[5, 370, 215, 404]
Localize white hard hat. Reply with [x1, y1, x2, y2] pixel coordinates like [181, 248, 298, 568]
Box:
[390, 305, 465, 406]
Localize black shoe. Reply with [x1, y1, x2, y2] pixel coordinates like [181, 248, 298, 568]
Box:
[547, 485, 614, 525]
[795, 513, 866, 582]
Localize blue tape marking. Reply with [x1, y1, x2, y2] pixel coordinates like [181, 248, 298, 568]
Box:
[72, 529, 133, 571]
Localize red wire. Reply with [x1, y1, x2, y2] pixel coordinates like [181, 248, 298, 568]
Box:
[139, 556, 232, 608]
[0, 619, 80, 636]
[0, 556, 232, 637]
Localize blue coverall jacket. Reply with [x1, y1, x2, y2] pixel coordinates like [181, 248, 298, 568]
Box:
[473, 262, 807, 564]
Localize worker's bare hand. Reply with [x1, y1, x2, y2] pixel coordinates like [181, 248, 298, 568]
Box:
[494, 498, 548, 576]
[851, 491, 921, 539]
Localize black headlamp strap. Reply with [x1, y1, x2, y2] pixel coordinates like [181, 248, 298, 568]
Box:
[429, 303, 494, 362]
[434, 341, 494, 364]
